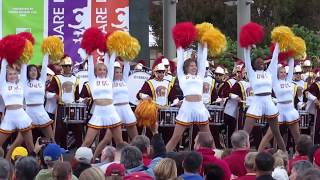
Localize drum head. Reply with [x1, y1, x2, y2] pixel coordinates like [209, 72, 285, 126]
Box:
[127, 71, 151, 105]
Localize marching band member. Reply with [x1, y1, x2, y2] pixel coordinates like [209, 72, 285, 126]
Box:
[243, 44, 286, 151]
[166, 43, 213, 151]
[203, 61, 218, 105]
[304, 69, 320, 144]
[258, 58, 300, 151]
[214, 66, 225, 92]
[220, 63, 246, 147]
[47, 55, 81, 148]
[302, 59, 313, 81]
[45, 67, 57, 120]
[137, 63, 176, 106]
[81, 53, 123, 147]
[0, 59, 34, 153]
[293, 65, 306, 109]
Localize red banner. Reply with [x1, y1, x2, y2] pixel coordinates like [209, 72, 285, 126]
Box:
[91, 0, 129, 34]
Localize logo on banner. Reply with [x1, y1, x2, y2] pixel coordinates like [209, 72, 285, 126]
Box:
[111, 7, 129, 31]
[68, 7, 90, 44]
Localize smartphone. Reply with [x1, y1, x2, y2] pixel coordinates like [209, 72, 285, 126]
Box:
[39, 137, 53, 145]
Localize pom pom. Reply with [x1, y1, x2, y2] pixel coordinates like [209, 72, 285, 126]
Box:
[81, 27, 105, 54]
[240, 22, 265, 48]
[19, 40, 34, 64]
[172, 22, 196, 48]
[195, 22, 214, 41]
[135, 99, 158, 127]
[17, 32, 35, 45]
[201, 27, 227, 57]
[107, 31, 141, 60]
[41, 36, 64, 64]
[271, 26, 295, 52]
[0, 39, 4, 59]
[291, 36, 306, 60]
[269, 43, 293, 62]
[1, 35, 25, 64]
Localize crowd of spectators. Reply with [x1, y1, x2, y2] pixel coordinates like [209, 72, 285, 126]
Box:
[1, 130, 320, 180]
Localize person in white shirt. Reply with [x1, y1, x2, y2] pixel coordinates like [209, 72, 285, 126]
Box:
[243, 43, 286, 151]
[166, 43, 213, 151]
[0, 59, 34, 153]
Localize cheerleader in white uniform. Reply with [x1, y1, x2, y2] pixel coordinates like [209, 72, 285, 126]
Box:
[5, 55, 55, 159]
[82, 53, 123, 147]
[166, 43, 212, 151]
[92, 61, 138, 160]
[243, 43, 286, 151]
[258, 57, 300, 151]
[0, 59, 34, 152]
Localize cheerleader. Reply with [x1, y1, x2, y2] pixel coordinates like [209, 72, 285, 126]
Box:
[92, 61, 138, 159]
[258, 57, 300, 151]
[243, 43, 286, 151]
[81, 53, 123, 147]
[5, 55, 55, 159]
[166, 43, 213, 151]
[0, 59, 34, 153]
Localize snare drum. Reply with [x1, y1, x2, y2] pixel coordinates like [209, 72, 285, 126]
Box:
[207, 105, 224, 125]
[127, 71, 151, 105]
[61, 103, 88, 124]
[159, 107, 179, 127]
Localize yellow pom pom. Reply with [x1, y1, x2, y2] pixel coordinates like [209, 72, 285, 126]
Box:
[271, 26, 295, 52]
[196, 22, 214, 41]
[107, 31, 141, 61]
[135, 99, 158, 127]
[41, 36, 64, 64]
[291, 36, 306, 60]
[201, 27, 227, 57]
[19, 40, 33, 64]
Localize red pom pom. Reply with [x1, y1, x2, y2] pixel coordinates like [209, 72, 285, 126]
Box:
[172, 22, 196, 48]
[81, 27, 105, 54]
[269, 43, 293, 62]
[1, 35, 26, 64]
[0, 39, 4, 59]
[240, 22, 265, 48]
[17, 32, 35, 45]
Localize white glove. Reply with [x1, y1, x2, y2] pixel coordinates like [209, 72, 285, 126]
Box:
[139, 93, 150, 99]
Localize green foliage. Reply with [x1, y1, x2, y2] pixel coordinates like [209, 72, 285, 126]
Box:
[291, 25, 320, 66]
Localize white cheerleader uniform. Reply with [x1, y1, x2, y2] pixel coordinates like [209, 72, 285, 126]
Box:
[87, 53, 121, 129]
[113, 61, 136, 126]
[244, 44, 279, 120]
[175, 44, 210, 126]
[0, 59, 32, 133]
[272, 58, 299, 125]
[23, 56, 53, 127]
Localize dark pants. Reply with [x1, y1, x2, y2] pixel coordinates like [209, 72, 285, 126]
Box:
[55, 105, 84, 149]
[224, 113, 236, 148]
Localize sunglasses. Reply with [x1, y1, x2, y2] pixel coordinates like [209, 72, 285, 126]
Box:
[62, 65, 72, 67]
[215, 73, 224, 76]
[156, 71, 165, 74]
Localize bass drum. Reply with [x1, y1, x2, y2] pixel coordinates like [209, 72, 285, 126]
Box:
[127, 70, 151, 105]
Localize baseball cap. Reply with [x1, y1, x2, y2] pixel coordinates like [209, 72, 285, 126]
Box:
[43, 143, 66, 161]
[11, 146, 28, 161]
[124, 172, 153, 180]
[105, 163, 125, 176]
[314, 148, 320, 166]
[75, 147, 93, 164]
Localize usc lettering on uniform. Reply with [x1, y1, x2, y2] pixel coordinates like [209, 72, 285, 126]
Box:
[27, 82, 43, 88]
[96, 80, 111, 86]
[280, 83, 291, 89]
[257, 73, 267, 79]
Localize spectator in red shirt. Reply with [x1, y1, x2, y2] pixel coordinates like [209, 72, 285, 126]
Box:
[288, 135, 313, 173]
[223, 130, 250, 177]
[235, 152, 258, 180]
[194, 132, 231, 180]
[131, 135, 152, 166]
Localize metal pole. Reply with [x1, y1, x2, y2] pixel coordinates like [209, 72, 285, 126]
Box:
[163, 0, 176, 59]
[237, 0, 251, 59]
